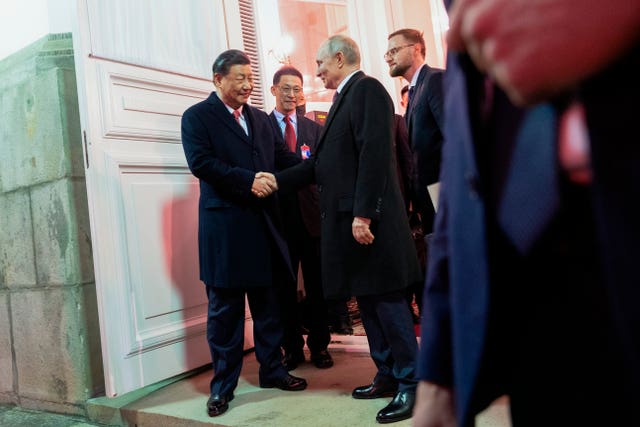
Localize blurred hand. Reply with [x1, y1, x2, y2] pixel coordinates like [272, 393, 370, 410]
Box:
[352, 216, 374, 245]
[447, 0, 640, 105]
[252, 172, 278, 198]
[412, 381, 456, 427]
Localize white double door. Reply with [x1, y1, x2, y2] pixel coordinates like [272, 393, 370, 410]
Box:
[72, 0, 409, 398]
[72, 0, 252, 397]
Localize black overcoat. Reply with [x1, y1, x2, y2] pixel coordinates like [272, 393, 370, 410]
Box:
[277, 72, 422, 299]
[181, 92, 299, 288]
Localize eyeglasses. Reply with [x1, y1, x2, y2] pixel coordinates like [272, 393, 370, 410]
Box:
[278, 86, 302, 95]
[383, 44, 415, 59]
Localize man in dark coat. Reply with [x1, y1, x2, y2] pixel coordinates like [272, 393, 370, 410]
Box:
[386, 28, 444, 234]
[386, 28, 444, 319]
[268, 65, 333, 371]
[413, 1, 640, 426]
[181, 49, 307, 418]
[258, 35, 422, 424]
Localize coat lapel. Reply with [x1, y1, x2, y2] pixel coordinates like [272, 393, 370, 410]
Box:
[316, 71, 364, 150]
[295, 114, 311, 150]
[208, 93, 252, 144]
[407, 66, 428, 130]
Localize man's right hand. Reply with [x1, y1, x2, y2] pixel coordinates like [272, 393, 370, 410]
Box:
[252, 172, 278, 198]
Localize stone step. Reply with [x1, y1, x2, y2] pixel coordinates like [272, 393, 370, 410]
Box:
[85, 336, 510, 427]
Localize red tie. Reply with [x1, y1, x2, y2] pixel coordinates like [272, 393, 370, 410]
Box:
[558, 101, 591, 184]
[233, 109, 241, 124]
[284, 115, 296, 152]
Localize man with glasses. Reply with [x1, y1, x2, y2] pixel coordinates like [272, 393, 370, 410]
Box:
[386, 28, 444, 320]
[268, 66, 334, 372]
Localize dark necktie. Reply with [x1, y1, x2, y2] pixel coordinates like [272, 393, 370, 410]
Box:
[407, 86, 415, 109]
[497, 104, 560, 254]
[284, 115, 296, 152]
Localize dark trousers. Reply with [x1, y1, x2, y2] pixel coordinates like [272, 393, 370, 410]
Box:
[206, 285, 287, 396]
[357, 291, 418, 392]
[279, 233, 330, 355]
[476, 182, 635, 426]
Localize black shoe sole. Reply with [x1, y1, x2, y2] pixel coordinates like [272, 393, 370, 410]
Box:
[259, 381, 308, 391]
[376, 413, 412, 424]
[352, 391, 397, 400]
[207, 394, 234, 417]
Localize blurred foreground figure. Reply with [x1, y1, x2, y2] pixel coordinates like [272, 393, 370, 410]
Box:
[413, 1, 640, 426]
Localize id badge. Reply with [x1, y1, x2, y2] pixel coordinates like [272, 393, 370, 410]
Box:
[300, 144, 311, 159]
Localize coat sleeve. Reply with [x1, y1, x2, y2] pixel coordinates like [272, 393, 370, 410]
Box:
[275, 157, 316, 194]
[181, 107, 254, 199]
[351, 78, 395, 220]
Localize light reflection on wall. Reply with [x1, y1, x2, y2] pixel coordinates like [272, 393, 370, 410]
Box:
[259, 0, 349, 105]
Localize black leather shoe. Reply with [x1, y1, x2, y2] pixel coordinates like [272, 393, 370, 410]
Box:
[310, 350, 334, 369]
[376, 390, 415, 424]
[207, 393, 234, 417]
[352, 381, 398, 399]
[283, 351, 305, 371]
[260, 373, 307, 391]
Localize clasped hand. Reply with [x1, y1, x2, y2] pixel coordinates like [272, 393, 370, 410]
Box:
[352, 216, 374, 245]
[252, 172, 278, 198]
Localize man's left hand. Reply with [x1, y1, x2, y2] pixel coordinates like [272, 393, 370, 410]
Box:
[352, 216, 374, 245]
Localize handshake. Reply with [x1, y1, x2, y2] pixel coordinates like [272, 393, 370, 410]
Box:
[251, 172, 278, 198]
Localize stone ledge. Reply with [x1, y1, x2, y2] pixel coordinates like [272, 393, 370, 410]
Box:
[0, 33, 75, 90]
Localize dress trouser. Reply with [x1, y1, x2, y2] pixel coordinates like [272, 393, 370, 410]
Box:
[206, 285, 287, 396]
[357, 291, 419, 392]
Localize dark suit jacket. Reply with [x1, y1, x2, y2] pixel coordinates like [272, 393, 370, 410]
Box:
[406, 65, 444, 229]
[276, 71, 422, 300]
[181, 92, 300, 288]
[418, 43, 640, 426]
[394, 114, 413, 212]
[269, 112, 323, 237]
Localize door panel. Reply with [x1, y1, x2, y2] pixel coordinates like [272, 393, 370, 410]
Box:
[72, 0, 251, 397]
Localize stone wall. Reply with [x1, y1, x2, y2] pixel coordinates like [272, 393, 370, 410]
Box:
[0, 33, 103, 416]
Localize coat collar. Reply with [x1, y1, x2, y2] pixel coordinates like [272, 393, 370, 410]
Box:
[318, 70, 365, 143]
[206, 92, 252, 143]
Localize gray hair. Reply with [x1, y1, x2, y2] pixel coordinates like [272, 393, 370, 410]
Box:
[322, 35, 360, 65]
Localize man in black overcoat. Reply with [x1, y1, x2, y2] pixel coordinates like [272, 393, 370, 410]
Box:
[258, 35, 422, 424]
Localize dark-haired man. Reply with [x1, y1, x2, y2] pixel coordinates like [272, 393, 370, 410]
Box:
[268, 65, 333, 371]
[181, 49, 307, 418]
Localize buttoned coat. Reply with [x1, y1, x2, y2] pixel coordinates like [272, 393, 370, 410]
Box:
[269, 113, 323, 237]
[406, 65, 444, 231]
[277, 72, 422, 300]
[181, 92, 299, 288]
